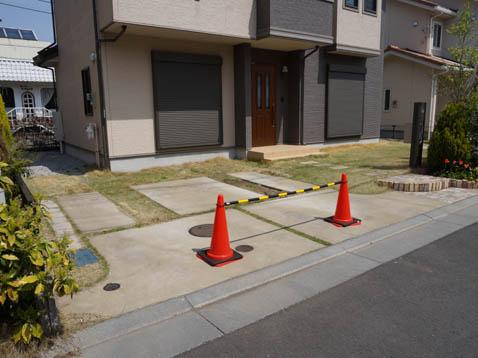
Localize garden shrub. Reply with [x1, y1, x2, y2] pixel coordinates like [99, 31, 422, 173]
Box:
[0, 95, 13, 150]
[0, 163, 79, 345]
[427, 103, 473, 173]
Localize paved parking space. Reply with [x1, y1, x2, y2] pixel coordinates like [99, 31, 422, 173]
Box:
[132, 177, 261, 215]
[244, 190, 444, 244]
[56, 192, 135, 233]
[58, 209, 321, 318]
[230, 172, 312, 192]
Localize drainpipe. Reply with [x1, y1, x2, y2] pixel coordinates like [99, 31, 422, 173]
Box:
[92, 0, 127, 169]
[300, 46, 320, 144]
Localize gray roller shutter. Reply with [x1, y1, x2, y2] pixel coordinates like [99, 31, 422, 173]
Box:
[152, 52, 223, 149]
[327, 64, 366, 139]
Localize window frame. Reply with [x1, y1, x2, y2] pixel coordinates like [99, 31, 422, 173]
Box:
[81, 67, 94, 116]
[344, 0, 359, 11]
[432, 21, 443, 49]
[0, 87, 15, 108]
[383, 88, 391, 112]
[363, 0, 377, 15]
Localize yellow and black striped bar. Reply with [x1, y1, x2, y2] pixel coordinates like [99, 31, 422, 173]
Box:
[224, 180, 343, 207]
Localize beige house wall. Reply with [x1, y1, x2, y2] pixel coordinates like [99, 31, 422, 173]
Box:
[101, 35, 235, 158]
[382, 0, 431, 53]
[336, 0, 382, 52]
[103, 0, 256, 39]
[54, 0, 103, 160]
[382, 56, 434, 140]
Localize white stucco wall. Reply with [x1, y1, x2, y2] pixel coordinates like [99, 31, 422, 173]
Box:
[101, 34, 235, 158]
[108, 0, 256, 39]
[0, 38, 51, 60]
[336, 0, 382, 52]
[0, 82, 54, 110]
[382, 56, 434, 140]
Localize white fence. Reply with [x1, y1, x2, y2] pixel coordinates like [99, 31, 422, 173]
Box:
[6, 107, 58, 150]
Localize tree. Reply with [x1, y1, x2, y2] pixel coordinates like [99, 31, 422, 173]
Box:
[438, 0, 478, 103]
[0, 95, 13, 154]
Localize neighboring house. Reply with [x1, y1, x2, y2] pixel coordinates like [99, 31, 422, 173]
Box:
[0, 27, 56, 124]
[381, 0, 478, 141]
[35, 0, 383, 171]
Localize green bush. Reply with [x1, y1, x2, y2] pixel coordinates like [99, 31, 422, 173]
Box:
[0, 163, 79, 345]
[0, 95, 13, 151]
[427, 103, 473, 173]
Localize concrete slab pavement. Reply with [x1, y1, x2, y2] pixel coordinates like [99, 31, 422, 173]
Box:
[244, 190, 444, 244]
[43, 200, 82, 249]
[132, 177, 261, 215]
[58, 209, 320, 318]
[56, 192, 135, 233]
[51, 196, 478, 358]
[229, 172, 312, 191]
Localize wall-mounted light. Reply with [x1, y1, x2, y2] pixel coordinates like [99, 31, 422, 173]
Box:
[412, 21, 419, 27]
[282, 65, 289, 73]
[89, 52, 97, 62]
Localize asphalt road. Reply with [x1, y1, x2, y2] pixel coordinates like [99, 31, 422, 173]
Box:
[180, 223, 478, 358]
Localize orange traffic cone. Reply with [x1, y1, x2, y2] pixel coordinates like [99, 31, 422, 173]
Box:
[325, 173, 361, 227]
[197, 195, 243, 267]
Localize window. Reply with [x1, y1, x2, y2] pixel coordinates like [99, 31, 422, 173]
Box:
[433, 22, 442, 48]
[81, 68, 94, 116]
[364, 0, 377, 14]
[4, 28, 21, 39]
[19, 30, 37, 41]
[0, 87, 15, 108]
[257, 73, 262, 109]
[384, 89, 391, 111]
[41, 88, 57, 110]
[345, 0, 359, 10]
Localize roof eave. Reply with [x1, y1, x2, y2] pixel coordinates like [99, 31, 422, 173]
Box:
[384, 50, 448, 70]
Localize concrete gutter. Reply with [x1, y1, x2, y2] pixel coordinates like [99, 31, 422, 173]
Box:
[47, 196, 478, 358]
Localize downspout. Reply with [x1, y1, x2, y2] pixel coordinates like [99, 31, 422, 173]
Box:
[91, 0, 110, 169]
[429, 65, 450, 139]
[300, 46, 320, 144]
[37, 0, 61, 152]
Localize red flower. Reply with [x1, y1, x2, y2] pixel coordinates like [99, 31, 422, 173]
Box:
[464, 163, 470, 169]
[444, 159, 450, 164]
[459, 160, 464, 166]
[453, 160, 457, 165]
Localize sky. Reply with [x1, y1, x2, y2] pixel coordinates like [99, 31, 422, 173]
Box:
[0, 0, 54, 43]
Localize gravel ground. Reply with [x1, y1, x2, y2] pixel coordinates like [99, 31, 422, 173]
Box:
[27, 151, 90, 177]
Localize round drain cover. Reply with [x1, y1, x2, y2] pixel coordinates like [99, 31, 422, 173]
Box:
[235, 245, 254, 253]
[189, 224, 213, 237]
[103, 283, 121, 292]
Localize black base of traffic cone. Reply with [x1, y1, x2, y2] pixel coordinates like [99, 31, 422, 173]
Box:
[196, 249, 243, 267]
[324, 216, 361, 227]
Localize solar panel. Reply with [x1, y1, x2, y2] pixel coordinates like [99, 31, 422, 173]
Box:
[4, 28, 21, 39]
[19, 30, 37, 41]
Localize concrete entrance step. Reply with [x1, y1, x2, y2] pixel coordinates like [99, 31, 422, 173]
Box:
[247, 145, 328, 162]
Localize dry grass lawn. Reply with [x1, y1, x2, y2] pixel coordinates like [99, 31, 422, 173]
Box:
[26, 141, 416, 226]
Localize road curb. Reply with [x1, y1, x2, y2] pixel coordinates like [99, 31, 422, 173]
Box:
[51, 196, 478, 357]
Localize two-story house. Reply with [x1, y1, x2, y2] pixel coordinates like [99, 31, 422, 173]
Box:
[381, 0, 478, 141]
[34, 0, 383, 171]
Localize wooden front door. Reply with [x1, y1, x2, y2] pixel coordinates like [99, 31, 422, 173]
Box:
[252, 64, 276, 147]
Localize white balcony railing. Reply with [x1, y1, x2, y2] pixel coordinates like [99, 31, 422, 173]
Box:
[7, 107, 53, 131]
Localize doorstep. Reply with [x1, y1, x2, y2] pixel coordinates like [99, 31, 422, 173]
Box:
[247, 145, 328, 162]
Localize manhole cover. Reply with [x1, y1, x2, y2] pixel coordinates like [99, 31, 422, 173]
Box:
[189, 224, 213, 237]
[103, 283, 121, 292]
[235, 245, 254, 253]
